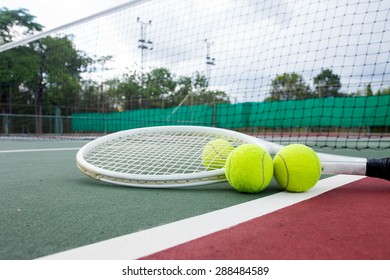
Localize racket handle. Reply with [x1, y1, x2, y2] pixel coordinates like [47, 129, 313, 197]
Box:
[366, 158, 390, 181]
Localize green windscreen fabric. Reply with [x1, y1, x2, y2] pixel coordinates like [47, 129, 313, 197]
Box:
[72, 95, 390, 132]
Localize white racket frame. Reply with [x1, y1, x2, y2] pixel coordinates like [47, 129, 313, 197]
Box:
[76, 125, 367, 188]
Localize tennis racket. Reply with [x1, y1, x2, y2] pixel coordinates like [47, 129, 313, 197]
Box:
[76, 125, 390, 188]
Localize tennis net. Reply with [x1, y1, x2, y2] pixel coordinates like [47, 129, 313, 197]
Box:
[0, 0, 389, 149]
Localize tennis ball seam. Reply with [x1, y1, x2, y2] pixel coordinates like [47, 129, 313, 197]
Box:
[259, 153, 266, 188]
[202, 139, 234, 170]
[225, 144, 273, 193]
[313, 151, 322, 176]
[273, 144, 322, 192]
[225, 152, 233, 182]
[276, 153, 289, 189]
[210, 143, 229, 160]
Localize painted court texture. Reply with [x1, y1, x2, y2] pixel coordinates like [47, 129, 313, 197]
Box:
[143, 177, 390, 260]
[0, 139, 389, 259]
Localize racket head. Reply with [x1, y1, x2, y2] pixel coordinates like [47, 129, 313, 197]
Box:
[76, 126, 274, 188]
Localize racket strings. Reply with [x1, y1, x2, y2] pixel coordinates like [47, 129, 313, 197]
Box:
[84, 130, 243, 176]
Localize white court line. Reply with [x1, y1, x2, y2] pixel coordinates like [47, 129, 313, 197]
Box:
[39, 174, 365, 260]
[0, 148, 80, 153]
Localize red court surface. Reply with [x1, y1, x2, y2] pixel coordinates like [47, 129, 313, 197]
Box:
[142, 177, 390, 260]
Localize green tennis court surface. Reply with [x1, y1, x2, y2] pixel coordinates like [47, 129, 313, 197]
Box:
[0, 139, 278, 259]
[0, 138, 386, 259]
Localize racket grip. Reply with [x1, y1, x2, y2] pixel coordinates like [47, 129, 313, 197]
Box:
[366, 158, 390, 181]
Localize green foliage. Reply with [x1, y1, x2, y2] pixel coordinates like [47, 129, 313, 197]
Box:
[267, 73, 313, 101]
[36, 36, 89, 108]
[0, 7, 43, 44]
[266, 69, 346, 101]
[101, 68, 230, 111]
[365, 84, 373, 96]
[376, 86, 390, 95]
[313, 68, 342, 97]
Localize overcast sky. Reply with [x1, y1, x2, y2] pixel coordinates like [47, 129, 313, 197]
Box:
[2, 0, 389, 102]
[1, 0, 129, 30]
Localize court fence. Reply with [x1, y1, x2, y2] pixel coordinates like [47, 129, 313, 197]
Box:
[71, 95, 390, 133]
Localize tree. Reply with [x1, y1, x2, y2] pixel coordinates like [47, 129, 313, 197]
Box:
[313, 69, 342, 98]
[376, 86, 390, 95]
[192, 71, 209, 92]
[100, 69, 230, 111]
[266, 73, 313, 101]
[365, 84, 373, 96]
[163, 71, 229, 107]
[105, 71, 142, 111]
[38, 36, 90, 108]
[15, 36, 92, 133]
[0, 8, 93, 133]
[143, 67, 177, 107]
[189, 71, 229, 104]
[0, 44, 38, 110]
[0, 8, 43, 133]
[0, 7, 43, 44]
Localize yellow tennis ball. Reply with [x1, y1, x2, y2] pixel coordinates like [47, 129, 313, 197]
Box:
[225, 144, 273, 193]
[273, 144, 322, 192]
[201, 139, 234, 170]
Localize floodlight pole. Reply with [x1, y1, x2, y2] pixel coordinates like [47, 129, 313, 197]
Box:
[205, 39, 215, 84]
[137, 17, 153, 106]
